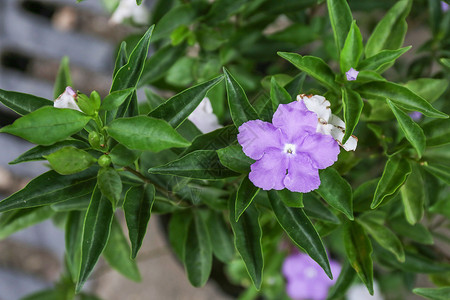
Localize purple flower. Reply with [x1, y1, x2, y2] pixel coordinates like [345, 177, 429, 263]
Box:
[409, 111, 423, 121]
[345, 68, 359, 81]
[237, 100, 339, 193]
[283, 252, 341, 300]
[442, 1, 449, 12]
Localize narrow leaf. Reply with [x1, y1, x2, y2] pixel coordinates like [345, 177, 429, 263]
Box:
[100, 88, 135, 111]
[0, 207, 54, 240]
[235, 176, 260, 221]
[217, 144, 254, 174]
[422, 163, 450, 185]
[358, 47, 411, 72]
[342, 87, 363, 144]
[97, 167, 122, 207]
[65, 210, 85, 281]
[0, 89, 53, 116]
[169, 211, 192, 260]
[327, 0, 353, 51]
[53, 56, 72, 99]
[113, 41, 128, 79]
[340, 21, 363, 73]
[400, 164, 425, 224]
[413, 287, 450, 300]
[206, 211, 234, 263]
[183, 125, 237, 155]
[270, 77, 291, 111]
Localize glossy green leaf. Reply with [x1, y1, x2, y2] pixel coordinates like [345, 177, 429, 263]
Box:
[342, 87, 363, 144]
[0, 89, 53, 116]
[103, 218, 141, 281]
[0, 168, 97, 213]
[97, 167, 122, 207]
[387, 100, 426, 157]
[365, 0, 412, 58]
[76, 187, 114, 293]
[0, 207, 54, 240]
[106, 116, 190, 152]
[327, 0, 353, 51]
[9, 140, 88, 164]
[223, 67, 259, 128]
[358, 47, 411, 72]
[389, 216, 433, 245]
[65, 210, 85, 281]
[183, 125, 237, 155]
[235, 176, 260, 221]
[151, 4, 196, 42]
[149, 150, 239, 179]
[229, 198, 263, 290]
[317, 168, 353, 220]
[217, 144, 254, 173]
[413, 287, 450, 300]
[372, 157, 411, 208]
[206, 211, 234, 263]
[357, 81, 448, 118]
[113, 41, 128, 79]
[0, 106, 91, 145]
[422, 163, 450, 185]
[277, 189, 303, 208]
[270, 76, 291, 111]
[278, 52, 340, 91]
[285, 72, 306, 99]
[303, 194, 340, 224]
[44, 147, 96, 175]
[149, 76, 224, 128]
[184, 211, 212, 287]
[326, 262, 356, 300]
[123, 184, 155, 258]
[358, 218, 404, 262]
[109, 143, 141, 167]
[405, 78, 448, 103]
[400, 164, 425, 225]
[340, 21, 363, 73]
[100, 88, 135, 111]
[169, 210, 192, 260]
[423, 119, 450, 147]
[269, 191, 332, 279]
[343, 221, 374, 294]
[53, 56, 72, 99]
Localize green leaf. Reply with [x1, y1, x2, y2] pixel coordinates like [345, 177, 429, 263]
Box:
[0, 89, 53, 116]
[340, 21, 363, 73]
[100, 88, 135, 111]
[97, 167, 122, 207]
[326, 262, 356, 300]
[365, 0, 412, 58]
[109, 143, 141, 167]
[413, 287, 450, 300]
[106, 116, 190, 152]
[327, 0, 353, 51]
[422, 163, 450, 185]
[285, 72, 307, 99]
[149, 76, 224, 128]
[423, 119, 450, 147]
[149, 150, 239, 179]
[277, 189, 303, 208]
[20, 289, 62, 300]
[235, 176, 260, 221]
[103, 218, 141, 281]
[123, 184, 155, 258]
[317, 168, 353, 220]
[400, 164, 425, 224]
[372, 157, 411, 208]
[342, 87, 363, 144]
[65, 210, 85, 281]
[0, 106, 91, 145]
[217, 144, 254, 173]
[44, 147, 96, 175]
[183, 125, 237, 155]
[268, 191, 333, 279]
[169, 210, 192, 260]
[9, 140, 88, 164]
[206, 211, 234, 263]
[77, 186, 114, 292]
[358, 47, 411, 72]
[389, 216, 433, 245]
[278, 52, 340, 91]
[51, 196, 90, 212]
[358, 218, 405, 262]
[0, 207, 54, 240]
[204, 0, 249, 25]
[53, 56, 72, 99]
[270, 77, 292, 111]
[387, 100, 426, 157]
[404, 78, 449, 103]
[357, 81, 448, 118]
[151, 4, 196, 43]
[343, 221, 374, 295]
[228, 198, 263, 290]
[223, 67, 259, 128]
[184, 211, 212, 287]
[113, 42, 128, 79]
[303, 194, 340, 224]
[0, 168, 97, 213]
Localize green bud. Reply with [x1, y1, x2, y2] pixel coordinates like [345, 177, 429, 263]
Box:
[88, 131, 101, 148]
[98, 154, 112, 167]
[90, 91, 101, 111]
[77, 93, 96, 115]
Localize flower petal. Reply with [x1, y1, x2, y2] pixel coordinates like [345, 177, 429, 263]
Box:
[272, 100, 317, 141]
[237, 120, 284, 160]
[299, 94, 332, 122]
[298, 133, 340, 169]
[248, 148, 288, 190]
[330, 127, 358, 151]
[283, 155, 321, 193]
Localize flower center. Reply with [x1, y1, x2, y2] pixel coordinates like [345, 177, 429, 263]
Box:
[284, 144, 296, 155]
[304, 267, 317, 279]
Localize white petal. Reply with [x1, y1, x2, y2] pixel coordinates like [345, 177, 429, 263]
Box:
[317, 123, 333, 135]
[330, 126, 357, 151]
[188, 97, 222, 133]
[298, 94, 331, 122]
[347, 282, 383, 300]
[110, 0, 149, 25]
[329, 114, 345, 129]
[54, 87, 82, 112]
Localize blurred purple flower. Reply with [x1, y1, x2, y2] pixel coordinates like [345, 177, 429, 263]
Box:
[283, 252, 341, 300]
[409, 111, 423, 121]
[442, 1, 449, 12]
[237, 100, 339, 193]
[345, 68, 359, 81]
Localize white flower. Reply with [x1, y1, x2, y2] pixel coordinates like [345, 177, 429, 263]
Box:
[54, 87, 82, 112]
[188, 97, 222, 133]
[347, 282, 384, 300]
[110, 0, 149, 25]
[298, 94, 358, 151]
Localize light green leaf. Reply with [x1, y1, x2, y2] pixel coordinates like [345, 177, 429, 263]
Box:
[100, 88, 135, 111]
[342, 87, 363, 144]
[0, 89, 53, 116]
[235, 176, 260, 221]
[217, 144, 254, 174]
[0, 106, 91, 145]
[358, 47, 411, 72]
[340, 21, 363, 73]
[206, 211, 234, 263]
[400, 164, 425, 224]
[327, 0, 353, 51]
[53, 56, 72, 99]
[413, 287, 450, 300]
[97, 167, 122, 207]
[45, 147, 96, 175]
[113, 41, 128, 79]
[0, 207, 54, 240]
[404, 78, 448, 103]
[106, 116, 190, 152]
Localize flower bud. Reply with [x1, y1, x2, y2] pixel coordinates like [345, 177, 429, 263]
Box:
[77, 93, 96, 116]
[98, 154, 112, 167]
[90, 91, 101, 111]
[88, 131, 101, 149]
[54, 87, 82, 112]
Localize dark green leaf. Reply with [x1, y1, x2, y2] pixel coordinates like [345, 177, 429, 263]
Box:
[113, 42, 128, 79]
[270, 77, 291, 111]
[206, 211, 234, 263]
[358, 47, 411, 72]
[235, 176, 260, 221]
[327, 0, 353, 51]
[217, 144, 254, 173]
[422, 163, 450, 185]
[269, 191, 333, 279]
[0, 207, 54, 240]
[404, 78, 448, 103]
[204, 0, 249, 25]
[326, 262, 356, 300]
[389, 216, 433, 245]
[51, 196, 90, 212]
[423, 119, 450, 147]
[342, 87, 363, 144]
[400, 164, 425, 224]
[53, 56, 72, 99]
[303, 194, 340, 224]
[0, 89, 53, 116]
[65, 210, 85, 281]
[151, 4, 196, 43]
[97, 167, 122, 207]
[340, 21, 363, 73]
[413, 287, 450, 300]
[169, 210, 192, 260]
[0, 106, 91, 145]
[182, 125, 237, 155]
[109, 143, 141, 167]
[277, 189, 303, 208]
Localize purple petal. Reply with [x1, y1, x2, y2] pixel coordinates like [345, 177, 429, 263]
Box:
[345, 68, 359, 81]
[286, 280, 312, 300]
[284, 155, 320, 193]
[248, 148, 288, 190]
[298, 133, 340, 169]
[237, 120, 284, 160]
[272, 101, 317, 141]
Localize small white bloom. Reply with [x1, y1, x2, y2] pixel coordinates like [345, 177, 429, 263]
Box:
[188, 97, 222, 133]
[347, 282, 383, 300]
[298, 94, 358, 151]
[54, 86, 82, 112]
[110, 0, 149, 25]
